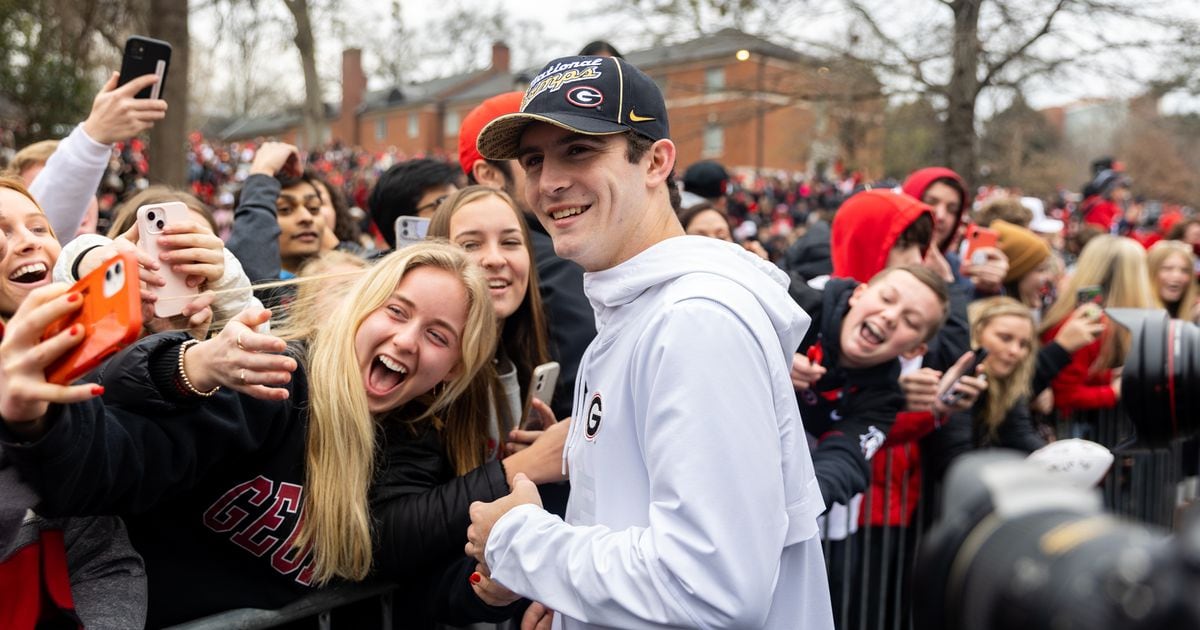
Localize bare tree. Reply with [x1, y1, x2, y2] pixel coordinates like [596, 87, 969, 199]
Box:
[282, 0, 326, 148]
[148, 0, 189, 187]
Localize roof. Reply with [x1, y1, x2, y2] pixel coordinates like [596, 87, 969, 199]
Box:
[624, 28, 812, 69]
[217, 103, 338, 141]
[360, 69, 494, 113]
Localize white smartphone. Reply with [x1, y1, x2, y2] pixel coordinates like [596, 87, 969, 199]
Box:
[394, 216, 430, 250]
[521, 361, 560, 430]
[136, 201, 198, 318]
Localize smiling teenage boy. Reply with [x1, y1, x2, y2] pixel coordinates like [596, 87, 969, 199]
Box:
[463, 55, 833, 629]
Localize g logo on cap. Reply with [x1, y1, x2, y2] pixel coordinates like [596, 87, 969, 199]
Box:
[566, 86, 604, 108]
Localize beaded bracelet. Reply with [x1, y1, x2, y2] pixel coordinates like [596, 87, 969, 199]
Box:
[177, 339, 220, 397]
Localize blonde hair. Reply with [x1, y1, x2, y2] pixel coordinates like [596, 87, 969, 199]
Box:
[108, 186, 219, 237]
[1039, 235, 1153, 372]
[274, 242, 496, 584]
[970, 297, 1036, 439]
[428, 185, 552, 433]
[1146, 240, 1198, 320]
[6, 140, 58, 180]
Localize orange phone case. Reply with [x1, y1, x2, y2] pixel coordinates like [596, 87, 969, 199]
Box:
[964, 225, 999, 264]
[43, 251, 143, 385]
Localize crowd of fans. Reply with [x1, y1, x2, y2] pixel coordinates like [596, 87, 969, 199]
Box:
[1, 42, 1199, 630]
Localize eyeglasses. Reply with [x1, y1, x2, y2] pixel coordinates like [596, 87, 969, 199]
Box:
[416, 194, 450, 216]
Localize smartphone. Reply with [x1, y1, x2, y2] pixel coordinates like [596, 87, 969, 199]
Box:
[117, 36, 171, 99]
[964, 224, 999, 266]
[1076, 285, 1104, 306]
[44, 252, 142, 385]
[939, 348, 989, 407]
[520, 361, 560, 430]
[394, 216, 430, 250]
[137, 201, 198, 318]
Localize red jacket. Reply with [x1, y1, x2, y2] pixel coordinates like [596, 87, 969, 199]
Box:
[1039, 318, 1118, 414]
[1081, 195, 1119, 232]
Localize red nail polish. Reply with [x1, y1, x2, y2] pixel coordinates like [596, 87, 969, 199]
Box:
[67, 293, 81, 302]
[469, 571, 482, 585]
[91, 386, 105, 396]
[71, 324, 84, 336]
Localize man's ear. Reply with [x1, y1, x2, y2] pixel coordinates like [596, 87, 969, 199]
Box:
[472, 160, 505, 190]
[847, 282, 868, 309]
[900, 341, 928, 361]
[646, 139, 676, 187]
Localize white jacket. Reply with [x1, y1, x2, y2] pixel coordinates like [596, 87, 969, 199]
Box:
[486, 236, 832, 629]
[29, 124, 111, 244]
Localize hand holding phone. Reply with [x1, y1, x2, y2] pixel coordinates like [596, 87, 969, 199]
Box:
[136, 202, 199, 317]
[43, 252, 143, 385]
[964, 224, 1000, 266]
[521, 361, 560, 430]
[938, 348, 989, 408]
[117, 36, 171, 99]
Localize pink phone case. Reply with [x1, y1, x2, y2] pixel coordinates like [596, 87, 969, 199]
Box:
[137, 201, 198, 318]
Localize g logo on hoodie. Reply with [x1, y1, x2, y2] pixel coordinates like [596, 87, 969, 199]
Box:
[585, 392, 603, 441]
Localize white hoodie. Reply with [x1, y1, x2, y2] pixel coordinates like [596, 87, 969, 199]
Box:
[486, 236, 832, 629]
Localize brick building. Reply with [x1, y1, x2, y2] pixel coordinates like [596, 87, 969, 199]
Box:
[219, 28, 884, 177]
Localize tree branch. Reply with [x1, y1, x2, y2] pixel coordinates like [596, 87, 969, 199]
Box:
[977, 0, 1070, 94]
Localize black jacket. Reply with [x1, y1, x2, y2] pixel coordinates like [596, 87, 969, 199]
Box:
[790, 278, 906, 507]
[923, 392, 1046, 484]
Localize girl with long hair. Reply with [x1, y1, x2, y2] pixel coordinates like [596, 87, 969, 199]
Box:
[1038, 234, 1154, 415]
[926, 297, 1045, 481]
[0, 242, 562, 626]
[1146, 240, 1199, 322]
[428, 186, 554, 449]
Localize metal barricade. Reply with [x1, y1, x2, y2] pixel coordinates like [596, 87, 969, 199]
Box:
[821, 405, 1194, 630]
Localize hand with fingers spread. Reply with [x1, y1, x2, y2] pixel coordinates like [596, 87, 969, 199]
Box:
[465, 473, 543, 568]
[0, 285, 106, 439]
[82, 72, 168, 144]
[178, 307, 297, 400]
[900, 367, 944, 412]
[468, 563, 522, 607]
[521, 602, 554, 630]
[932, 351, 989, 416]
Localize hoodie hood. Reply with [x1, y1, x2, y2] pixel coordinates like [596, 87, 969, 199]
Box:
[584, 235, 811, 355]
[831, 190, 932, 283]
[902, 167, 970, 252]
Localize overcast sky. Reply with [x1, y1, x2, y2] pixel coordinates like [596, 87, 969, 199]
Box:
[189, 0, 1200, 117]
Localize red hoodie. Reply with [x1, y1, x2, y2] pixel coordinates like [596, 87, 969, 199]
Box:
[902, 167, 971, 253]
[831, 189, 933, 282]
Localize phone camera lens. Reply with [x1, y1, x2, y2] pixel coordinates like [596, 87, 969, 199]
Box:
[156, 220, 165, 230]
[114, 261, 123, 275]
[147, 211, 156, 221]
[105, 269, 112, 280]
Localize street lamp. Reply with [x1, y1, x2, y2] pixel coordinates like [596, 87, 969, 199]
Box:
[737, 49, 765, 176]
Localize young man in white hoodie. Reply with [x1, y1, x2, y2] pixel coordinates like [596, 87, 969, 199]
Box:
[465, 55, 834, 629]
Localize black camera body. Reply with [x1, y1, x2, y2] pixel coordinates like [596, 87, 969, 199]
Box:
[914, 309, 1200, 630]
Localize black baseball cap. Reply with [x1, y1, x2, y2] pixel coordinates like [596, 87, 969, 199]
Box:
[477, 55, 670, 160]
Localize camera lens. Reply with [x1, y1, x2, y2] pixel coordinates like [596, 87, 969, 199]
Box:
[156, 220, 165, 230]
[147, 211, 156, 221]
[1109, 308, 1200, 447]
[114, 261, 122, 274]
[105, 269, 112, 281]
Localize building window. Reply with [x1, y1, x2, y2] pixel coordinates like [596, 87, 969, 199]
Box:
[408, 113, 419, 138]
[375, 117, 387, 140]
[705, 67, 725, 93]
[703, 123, 724, 157]
[444, 110, 460, 137]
